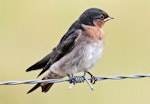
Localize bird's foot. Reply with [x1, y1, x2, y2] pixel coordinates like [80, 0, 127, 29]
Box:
[68, 74, 85, 85]
[67, 73, 95, 90]
[87, 72, 97, 84]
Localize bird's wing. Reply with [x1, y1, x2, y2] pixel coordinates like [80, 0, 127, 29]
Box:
[26, 21, 83, 77]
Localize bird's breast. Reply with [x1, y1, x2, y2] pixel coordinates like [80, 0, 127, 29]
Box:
[74, 34, 104, 72]
[81, 24, 105, 42]
[49, 28, 105, 76]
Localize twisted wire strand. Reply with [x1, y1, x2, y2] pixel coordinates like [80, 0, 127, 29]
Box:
[0, 74, 150, 85]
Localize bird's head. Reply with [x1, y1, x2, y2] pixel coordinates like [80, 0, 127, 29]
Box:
[79, 8, 113, 28]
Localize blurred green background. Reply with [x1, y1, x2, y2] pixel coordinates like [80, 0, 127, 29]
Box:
[0, 0, 150, 104]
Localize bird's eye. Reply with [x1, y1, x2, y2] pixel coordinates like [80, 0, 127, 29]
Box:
[99, 14, 105, 20]
[95, 14, 105, 20]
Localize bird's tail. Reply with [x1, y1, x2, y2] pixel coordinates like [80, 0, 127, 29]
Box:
[27, 71, 64, 94]
[27, 83, 54, 94]
[27, 77, 54, 94]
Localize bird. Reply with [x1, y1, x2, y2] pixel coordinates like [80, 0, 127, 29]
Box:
[26, 8, 113, 93]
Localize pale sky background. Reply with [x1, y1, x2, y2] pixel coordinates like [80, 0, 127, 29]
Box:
[0, 0, 150, 104]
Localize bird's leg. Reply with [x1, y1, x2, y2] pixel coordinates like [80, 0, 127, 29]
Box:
[67, 74, 76, 85]
[67, 74, 76, 89]
[87, 71, 97, 84]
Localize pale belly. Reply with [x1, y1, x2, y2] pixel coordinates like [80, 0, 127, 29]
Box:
[49, 40, 104, 77]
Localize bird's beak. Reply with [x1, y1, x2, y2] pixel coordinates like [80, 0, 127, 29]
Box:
[104, 16, 114, 22]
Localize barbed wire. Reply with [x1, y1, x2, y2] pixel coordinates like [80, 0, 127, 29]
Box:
[1, 74, 150, 85]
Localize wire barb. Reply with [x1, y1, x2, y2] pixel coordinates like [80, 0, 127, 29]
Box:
[0, 74, 150, 87]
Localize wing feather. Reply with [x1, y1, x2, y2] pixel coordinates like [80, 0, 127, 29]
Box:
[26, 20, 82, 77]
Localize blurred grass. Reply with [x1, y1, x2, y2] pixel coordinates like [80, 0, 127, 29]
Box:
[0, 0, 150, 104]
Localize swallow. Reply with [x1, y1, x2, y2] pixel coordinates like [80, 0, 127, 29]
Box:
[26, 8, 113, 93]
